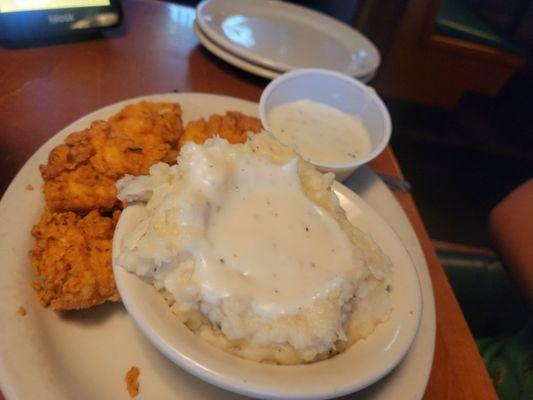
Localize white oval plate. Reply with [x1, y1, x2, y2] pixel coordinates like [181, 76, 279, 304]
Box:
[196, 0, 380, 77]
[0, 93, 434, 400]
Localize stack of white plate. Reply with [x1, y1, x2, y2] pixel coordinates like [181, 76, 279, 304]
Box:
[194, 0, 381, 82]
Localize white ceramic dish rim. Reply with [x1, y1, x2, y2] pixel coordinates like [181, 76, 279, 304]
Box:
[194, 21, 280, 80]
[113, 185, 422, 399]
[259, 69, 392, 170]
[194, 22, 377, 84]
[195, 0, 381, 77]
[0, 93, 434, 400]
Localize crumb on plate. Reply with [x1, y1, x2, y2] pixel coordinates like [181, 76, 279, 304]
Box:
[25, 184, 34, 191]
[125, 366, 140, 397]
[18, 306, 26, 316]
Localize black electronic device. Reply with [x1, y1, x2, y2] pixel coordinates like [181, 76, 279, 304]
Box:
[0, 0, 122, 42]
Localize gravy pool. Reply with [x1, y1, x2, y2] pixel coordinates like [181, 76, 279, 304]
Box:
[267, 99, 371, 165]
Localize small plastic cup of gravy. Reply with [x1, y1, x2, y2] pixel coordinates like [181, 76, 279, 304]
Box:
[259, 69, 392, 181]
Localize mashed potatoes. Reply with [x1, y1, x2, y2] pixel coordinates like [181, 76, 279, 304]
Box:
[114, 132, 392, 364]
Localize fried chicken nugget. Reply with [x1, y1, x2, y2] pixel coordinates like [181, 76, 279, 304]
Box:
[30, 210, 120, 310]
[41, 121, 154, 213]
[43, 164, 119, 214]
[109, 102, 183, 157]
[41, 103, 185, 213]
[178, 111, 262, 149]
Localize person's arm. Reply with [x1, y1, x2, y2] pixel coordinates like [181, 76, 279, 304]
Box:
[489, 179, 533, 307]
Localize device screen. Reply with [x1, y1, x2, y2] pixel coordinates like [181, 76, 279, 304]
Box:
[0, 0, 110, 13]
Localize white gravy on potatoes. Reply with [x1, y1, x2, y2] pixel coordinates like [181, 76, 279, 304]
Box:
[116, 140, 362, 317]
[114, 133, 391, 363]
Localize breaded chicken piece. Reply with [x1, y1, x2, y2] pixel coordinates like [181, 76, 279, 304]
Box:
[30, 210, 120, 310]
[41, 121, 153, 213]
[109, 102, 183, 159]
[179, 111, 262, 149]
[41, 102, 184, 213]
[43, 164, 119, 214]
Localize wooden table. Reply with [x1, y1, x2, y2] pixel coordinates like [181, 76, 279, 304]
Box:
[0, 1, 497, 398]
